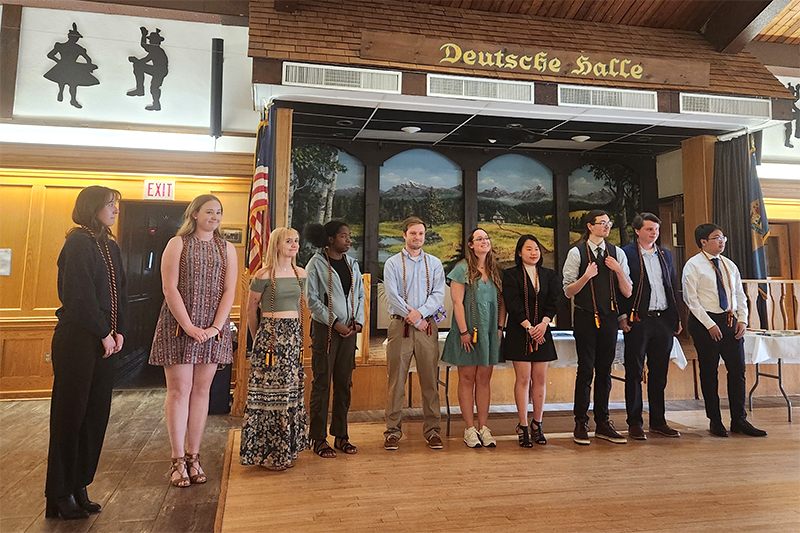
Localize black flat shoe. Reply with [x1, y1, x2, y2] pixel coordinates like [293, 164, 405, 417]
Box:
[730, 419, 767, 437]
[74, 487, 101, 513]
[45, 495, 89, 520]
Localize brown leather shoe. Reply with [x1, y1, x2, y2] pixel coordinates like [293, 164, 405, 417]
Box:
[383, 434, 400, 450]
[650, 424, 681, 438]
[427, 433, 443, 449]
[595, 420, 627, 444]
[628, 425, 647, 440]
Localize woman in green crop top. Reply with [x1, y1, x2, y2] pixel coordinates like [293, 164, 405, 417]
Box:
[239, 227, 309, 471]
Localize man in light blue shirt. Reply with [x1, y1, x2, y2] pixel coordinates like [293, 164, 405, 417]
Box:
[382, 217, 445, 450]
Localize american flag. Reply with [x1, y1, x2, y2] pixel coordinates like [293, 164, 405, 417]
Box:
[248, 115, 272, 274]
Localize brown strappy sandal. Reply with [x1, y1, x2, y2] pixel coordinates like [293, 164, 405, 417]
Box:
[334, 437, 358, 455]
[169, 457, 190, 488]
[313, 439, 337, 458]
[184, 453, 207, 484]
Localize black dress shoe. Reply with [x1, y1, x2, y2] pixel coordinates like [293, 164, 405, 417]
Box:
[74, 487, 101, 513]
[45, 495, 90, 520]
[730, 419, 768, 437]
[709, 420, 729, 437]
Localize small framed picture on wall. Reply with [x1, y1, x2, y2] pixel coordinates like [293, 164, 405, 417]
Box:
[220, 227, 243, 244]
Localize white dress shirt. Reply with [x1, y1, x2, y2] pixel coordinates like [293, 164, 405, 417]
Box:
[640, 246, 668, 311]
[682, 251, 748, 330]
[562, 240, 631, 290]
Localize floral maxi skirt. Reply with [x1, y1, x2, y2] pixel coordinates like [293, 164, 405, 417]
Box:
[239, 318, 309, 467]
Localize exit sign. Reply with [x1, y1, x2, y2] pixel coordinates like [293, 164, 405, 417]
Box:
[144, 180, 175, 200]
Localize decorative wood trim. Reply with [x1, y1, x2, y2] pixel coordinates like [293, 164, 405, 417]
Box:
[274, 108, 293, 228]
[0, 4, 22, 119]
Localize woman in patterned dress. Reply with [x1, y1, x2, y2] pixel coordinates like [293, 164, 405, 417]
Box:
[239, 227, 309, 471]
[149, 195, 238, 487]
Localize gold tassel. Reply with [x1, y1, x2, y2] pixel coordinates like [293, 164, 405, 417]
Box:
[727, 311, 733, 328]
[267, 351, 273, 366]
[594, 313, 601, 329]
[630, 310, 640, 323]
[472, 327, 478, 344]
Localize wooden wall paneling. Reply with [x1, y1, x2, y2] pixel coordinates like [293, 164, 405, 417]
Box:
[0, 324, 55, 399]
[274, 108, 293, 228]
[681, 135, 716, 255]
[0, 143, 255, 178]
[0, 184, 33, 310]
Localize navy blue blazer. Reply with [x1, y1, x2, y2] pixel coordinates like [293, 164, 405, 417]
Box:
[620, 242, 680, 330]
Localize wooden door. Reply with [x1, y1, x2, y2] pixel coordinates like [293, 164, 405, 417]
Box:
[116, 200, 188, 382]
[765, 223, 791, 279]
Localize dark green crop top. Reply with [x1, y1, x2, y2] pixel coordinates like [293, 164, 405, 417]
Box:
[250, 276, 302, 313]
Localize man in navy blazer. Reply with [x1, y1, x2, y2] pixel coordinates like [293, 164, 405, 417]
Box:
[620, 213, 682, 440]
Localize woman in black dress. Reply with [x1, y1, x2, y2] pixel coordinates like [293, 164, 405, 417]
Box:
[45, 186, 128, 519]
[502, 235, 563, 447]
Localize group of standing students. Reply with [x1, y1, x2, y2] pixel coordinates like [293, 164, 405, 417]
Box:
[46, 189, 767, 519]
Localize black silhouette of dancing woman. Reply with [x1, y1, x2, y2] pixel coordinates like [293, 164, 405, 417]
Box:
[43, 23, 99, 109]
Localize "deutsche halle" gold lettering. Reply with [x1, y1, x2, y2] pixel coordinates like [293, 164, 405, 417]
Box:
[441, 43, 642, 80]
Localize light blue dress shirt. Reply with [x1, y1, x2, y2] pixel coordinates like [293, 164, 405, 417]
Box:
[383, 248, 445, 327]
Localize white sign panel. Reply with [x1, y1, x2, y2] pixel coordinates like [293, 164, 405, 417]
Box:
[14, 7, 258, 133]
[144, 180, 175, 200]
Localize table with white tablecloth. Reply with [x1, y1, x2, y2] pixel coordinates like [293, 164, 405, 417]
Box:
[744, 330, 800, 422]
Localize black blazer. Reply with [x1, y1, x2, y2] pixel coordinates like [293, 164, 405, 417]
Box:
[502, 265, 564, 353]
[620, 242, 680, 330]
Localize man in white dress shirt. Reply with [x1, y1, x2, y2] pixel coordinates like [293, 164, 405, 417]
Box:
[682, 223, 766, 437]
[563, 210, 633, 445]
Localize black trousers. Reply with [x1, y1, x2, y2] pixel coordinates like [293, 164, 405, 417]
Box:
[623, 314, 673, 427]
[573, 308, 619, 424]
[688, 312, 747, 424]
[45, 323, 116, 499]
[308, 320, 357, 441]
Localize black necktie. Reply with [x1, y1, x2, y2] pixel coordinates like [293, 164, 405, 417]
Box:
[711, 258, 728, 311]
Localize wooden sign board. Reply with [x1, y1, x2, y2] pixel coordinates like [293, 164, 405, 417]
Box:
[361, 30, 710, 88]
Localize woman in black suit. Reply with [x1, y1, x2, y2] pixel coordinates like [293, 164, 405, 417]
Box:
[502, 235, 563, 447]
[45, 186, 128, 520]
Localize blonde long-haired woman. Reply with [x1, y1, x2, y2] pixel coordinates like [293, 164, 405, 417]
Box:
[441, 228, 505, 448]
[239, 227, 309, 471]
[150, 194, 238, 487]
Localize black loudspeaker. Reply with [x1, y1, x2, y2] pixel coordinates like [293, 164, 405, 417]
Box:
[210, 38, 224, 139]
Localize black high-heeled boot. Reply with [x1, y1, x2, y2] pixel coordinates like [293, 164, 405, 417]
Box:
[74, 487, 101, 513]
[45, 494, 90, 520]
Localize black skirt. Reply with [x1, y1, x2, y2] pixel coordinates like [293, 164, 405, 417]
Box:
[501, 325, 557, 362]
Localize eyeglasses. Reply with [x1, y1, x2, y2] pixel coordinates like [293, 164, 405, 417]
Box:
[707, 235, 727, 243]
[473, 237, 491, 242]
[591, 221, 613, 228]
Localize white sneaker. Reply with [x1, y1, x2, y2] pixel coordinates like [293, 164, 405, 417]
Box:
[464, 426, 482, 448]
[478, 425, 497, 447]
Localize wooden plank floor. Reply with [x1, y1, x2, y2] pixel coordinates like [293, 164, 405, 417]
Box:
[1, 390, 798, 533]
[218, 407, 800, 533]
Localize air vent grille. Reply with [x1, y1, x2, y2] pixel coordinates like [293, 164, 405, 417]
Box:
[282, 62, 401, 93]
[428, 74, 533, 103]
[558, 85, 658, 112]
[680, 94, 771, 118]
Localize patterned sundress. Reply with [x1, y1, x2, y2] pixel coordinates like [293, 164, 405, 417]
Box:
[149, 234, 233, 366]
[239, 280, 309, 468]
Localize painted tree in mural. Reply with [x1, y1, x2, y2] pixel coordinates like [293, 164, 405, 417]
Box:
[589, 163, 640, 246]
[425, 186, 445, 228]
[289, 143, 347, 228]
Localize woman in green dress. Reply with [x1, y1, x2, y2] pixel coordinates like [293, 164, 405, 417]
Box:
[441, 228, 505, 448]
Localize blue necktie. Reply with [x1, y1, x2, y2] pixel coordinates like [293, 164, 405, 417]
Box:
[711, 258, 728, 311]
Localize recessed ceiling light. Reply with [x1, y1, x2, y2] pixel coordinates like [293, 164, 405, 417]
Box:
[571, 135, 591, 143]
[506, 123, 523, 129]
[401, 126, 421, 134]
[488, 138, 497, 144]
[333, 132, 348, 137]
[336, 119, 353, 126]
[636, 136, 652, 142]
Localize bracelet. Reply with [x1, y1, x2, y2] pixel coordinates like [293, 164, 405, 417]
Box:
[210, 325, 221, 333]
[497, 326, 505, 331]
[459, 330, 468, 336]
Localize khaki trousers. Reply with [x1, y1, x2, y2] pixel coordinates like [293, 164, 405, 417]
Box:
[384, 317, 441, 439]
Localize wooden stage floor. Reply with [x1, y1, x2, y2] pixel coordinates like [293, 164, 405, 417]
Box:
[216, 407, 800, 533]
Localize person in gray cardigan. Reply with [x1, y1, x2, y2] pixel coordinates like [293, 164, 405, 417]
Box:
[303, 221, 365, 458]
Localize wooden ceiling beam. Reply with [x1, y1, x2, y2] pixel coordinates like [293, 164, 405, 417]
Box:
[702, 0, 793, 53]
